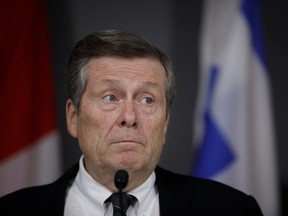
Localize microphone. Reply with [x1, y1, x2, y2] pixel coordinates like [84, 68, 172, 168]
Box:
[114, 170, 129, 216]
[114, 169, 129, 192]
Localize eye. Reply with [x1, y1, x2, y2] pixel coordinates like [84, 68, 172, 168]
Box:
[103, 94, 117, 102]
[141, 97, 154, 105]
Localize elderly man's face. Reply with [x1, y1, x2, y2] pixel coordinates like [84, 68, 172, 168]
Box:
[66, 56, 169, 184]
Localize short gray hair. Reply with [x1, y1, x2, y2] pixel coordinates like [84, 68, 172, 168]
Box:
[65, 29, 176, 113]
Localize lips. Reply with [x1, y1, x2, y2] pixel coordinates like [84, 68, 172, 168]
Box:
[112, 140, 141, 145]
[109, 136, 144, 146]
[107, 132, 146, 146]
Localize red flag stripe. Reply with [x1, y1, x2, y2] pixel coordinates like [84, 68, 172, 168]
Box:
[0, 0, 57, 161]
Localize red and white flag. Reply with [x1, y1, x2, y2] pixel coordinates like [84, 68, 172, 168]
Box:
[0, 0, 61, 197]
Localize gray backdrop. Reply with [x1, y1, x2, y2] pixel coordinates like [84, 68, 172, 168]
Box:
[46, 0, 288, 214]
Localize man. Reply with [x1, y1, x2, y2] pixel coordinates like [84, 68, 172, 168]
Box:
[0, 30, 263, 215]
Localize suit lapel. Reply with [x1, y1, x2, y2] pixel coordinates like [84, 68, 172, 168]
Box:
[155, 166, 196, 215]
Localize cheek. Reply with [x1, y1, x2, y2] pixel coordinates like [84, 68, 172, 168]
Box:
[145, 116, 168, 149]
[77, 109, 118, 154]
[76, 109, 101, 152]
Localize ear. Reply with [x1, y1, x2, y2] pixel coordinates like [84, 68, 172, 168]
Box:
[66, 99, 78, 138]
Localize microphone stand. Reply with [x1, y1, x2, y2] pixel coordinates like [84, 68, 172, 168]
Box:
[114, 170, 129, 216]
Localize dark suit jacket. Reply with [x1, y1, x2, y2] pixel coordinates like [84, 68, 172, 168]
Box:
[0, 163, 263, 215]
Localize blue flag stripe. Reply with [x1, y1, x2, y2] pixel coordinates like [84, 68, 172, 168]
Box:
[192, 66, 236, 178]
[241, 0, 267, 68]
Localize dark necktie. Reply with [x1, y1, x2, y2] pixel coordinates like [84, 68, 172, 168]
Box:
[109, 192, 136, 216]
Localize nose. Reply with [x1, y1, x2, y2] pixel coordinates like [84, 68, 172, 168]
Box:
[119, 100, 137, 128]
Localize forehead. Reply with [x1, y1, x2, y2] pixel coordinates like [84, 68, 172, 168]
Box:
[85, 56, 166, 83]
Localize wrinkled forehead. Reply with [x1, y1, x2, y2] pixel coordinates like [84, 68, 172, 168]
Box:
[85, 56, 167, 83]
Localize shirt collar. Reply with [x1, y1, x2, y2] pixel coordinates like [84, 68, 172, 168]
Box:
[74, 156, 111, 210]
[75, 155, 157, 213]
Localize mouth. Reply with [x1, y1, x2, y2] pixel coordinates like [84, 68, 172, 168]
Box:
[112, 140, 140, 145]
[110, 139, 145, 149]
[109, 135, 145, 147]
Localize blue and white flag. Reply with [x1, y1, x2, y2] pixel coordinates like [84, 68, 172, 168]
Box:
[192, 0, 280, 215]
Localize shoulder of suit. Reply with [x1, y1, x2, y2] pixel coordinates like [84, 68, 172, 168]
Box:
[155, 165, 250, 198]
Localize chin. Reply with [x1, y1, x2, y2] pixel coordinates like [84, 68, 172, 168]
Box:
[118, 156, 141, 169]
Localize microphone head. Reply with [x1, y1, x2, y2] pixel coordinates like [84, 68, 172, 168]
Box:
[114, 170, 129, 190]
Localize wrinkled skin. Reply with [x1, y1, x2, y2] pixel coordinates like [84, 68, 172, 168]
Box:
[66, 56, 169, 192]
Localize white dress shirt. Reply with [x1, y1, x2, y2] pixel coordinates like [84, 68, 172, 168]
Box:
[64, 156, 160, 216]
